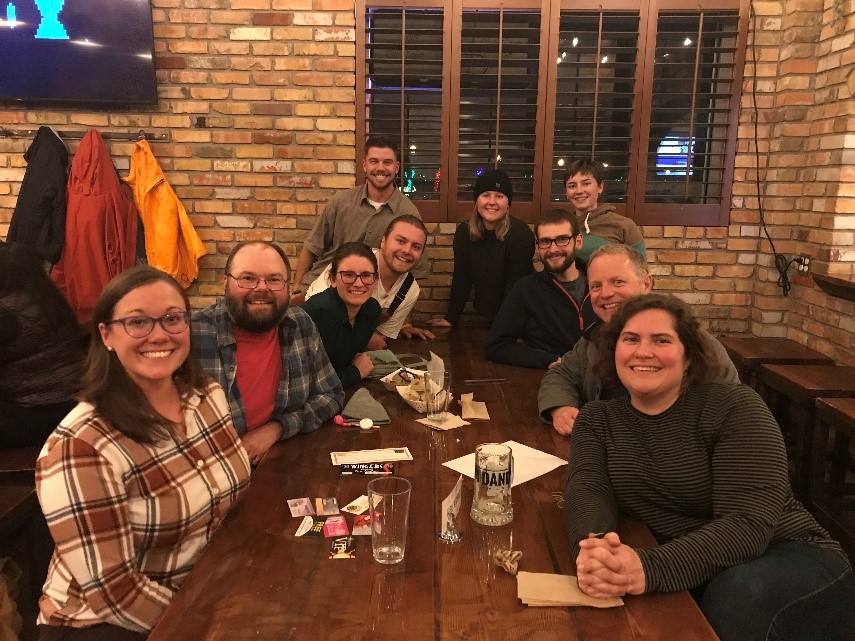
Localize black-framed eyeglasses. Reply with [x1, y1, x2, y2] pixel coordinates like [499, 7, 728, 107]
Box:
[536, 235, 574, 249]
[105, 312, 190, 338]
[336, 271, 377, 285]
[226, 274, 287, 291]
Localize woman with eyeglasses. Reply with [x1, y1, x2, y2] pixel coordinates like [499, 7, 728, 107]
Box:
[302, 242, 382, 388]
[430, 168, 535, 328]
[0, 242, 85, 448]
[36, 266, 250, 641]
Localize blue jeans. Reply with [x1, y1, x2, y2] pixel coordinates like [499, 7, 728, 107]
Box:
[700, 541, 855, 641]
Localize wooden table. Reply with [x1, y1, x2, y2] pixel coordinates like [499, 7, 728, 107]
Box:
[811, 397, 855, 560]
[756, 364, 855, 499]
[149, 327, 719, 641]
[717, 336, 833, 386]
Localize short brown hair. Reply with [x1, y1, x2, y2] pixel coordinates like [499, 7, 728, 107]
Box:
[365, 135, 400, 163]
[81, 266, 208, 444]
[329, 242, 379, 275]
[225, 241, 291, 278]
[384, 214, 427, 240]
[593, 293, 725, 389]
[588, 244, 648, 281]
[535, 208, 579, 238]
[563, 159, 604, 186]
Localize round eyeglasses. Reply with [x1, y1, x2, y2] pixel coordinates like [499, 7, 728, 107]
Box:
[105, 311, 190, 338]
[336, 271, 378, 285]
[227, 274, 287, 291]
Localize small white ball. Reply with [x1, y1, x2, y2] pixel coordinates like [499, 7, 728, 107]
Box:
[359, 418, 374, 430]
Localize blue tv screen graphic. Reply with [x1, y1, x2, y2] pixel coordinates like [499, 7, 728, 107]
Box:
[0, 0, 157, 104]
[655, 135, 695, 177]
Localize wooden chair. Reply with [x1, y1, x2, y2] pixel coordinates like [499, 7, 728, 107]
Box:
[717, 336, 833, 387]
[755, 364, 855, 500]
[811, 398, 855, 561]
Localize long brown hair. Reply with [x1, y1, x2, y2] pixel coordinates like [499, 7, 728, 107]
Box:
[593, 293, 725, 389]
[80, 266, 208, 443]
[467, 208, 511, 242]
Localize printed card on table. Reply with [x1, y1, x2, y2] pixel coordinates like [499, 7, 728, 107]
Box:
[341, 495, 370, 515]
[330, 447, 413, 466]
[315, 497, 340, 516]
[287, 497, 315, 517]
[352, 514, 372, 536]
[322, 515, 350, 538]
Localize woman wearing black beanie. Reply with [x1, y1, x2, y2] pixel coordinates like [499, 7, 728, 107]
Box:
[430, 168, 535, 327]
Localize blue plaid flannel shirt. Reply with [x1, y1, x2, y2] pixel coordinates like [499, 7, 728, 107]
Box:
[191, 301, 344, 438]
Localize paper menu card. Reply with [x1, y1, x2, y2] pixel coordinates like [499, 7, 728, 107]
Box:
[330, 447, 413, 465]
[442, 440, 566, 487]
[517, 572, 623, 608]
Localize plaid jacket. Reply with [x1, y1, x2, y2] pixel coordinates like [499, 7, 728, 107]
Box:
[36, 382, 251, 632]
[191, 301, 344, 437]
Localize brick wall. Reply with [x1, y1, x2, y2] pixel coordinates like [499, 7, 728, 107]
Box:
[0, 0, 852, 363]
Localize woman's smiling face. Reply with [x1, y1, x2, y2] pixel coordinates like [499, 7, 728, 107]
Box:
[98, 280, 190, 390]
[615, 308, 688, 414]
[330, 255, 377, 310]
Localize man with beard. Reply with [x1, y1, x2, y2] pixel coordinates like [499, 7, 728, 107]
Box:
[304, 215, 435, 349]
[290, 135, 426, 303]
[484, 209, 597, 369]
[537, 243, 739, 435]
[192, 241, 344, 464]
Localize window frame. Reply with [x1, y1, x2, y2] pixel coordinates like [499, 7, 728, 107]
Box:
[356, 0, 750, 226]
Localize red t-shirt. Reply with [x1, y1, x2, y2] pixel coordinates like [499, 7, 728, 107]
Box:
[232, 327, 282, 432]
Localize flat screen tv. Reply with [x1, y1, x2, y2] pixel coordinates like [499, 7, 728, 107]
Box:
[655, 135, 695, 177]
[0, 0, 157, 105]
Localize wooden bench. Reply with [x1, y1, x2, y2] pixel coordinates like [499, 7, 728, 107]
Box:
[717, 336, 833, 386]
[811, 397, 855, 562]
[0, 447, 52, 641]
[756, 364, 855, 501]
[0, 447, 40, 485]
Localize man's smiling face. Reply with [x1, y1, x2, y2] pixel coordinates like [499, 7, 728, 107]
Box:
[224, 244, 290, 333]
[587, 253, 653, 322]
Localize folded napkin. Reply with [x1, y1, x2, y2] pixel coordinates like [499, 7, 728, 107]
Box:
[459, 393, 490, 420]
[416, 413, 470, 431]
[341, 388, 391, 425]
[517, 572, 623, 608]
[366, 350, 403, 378]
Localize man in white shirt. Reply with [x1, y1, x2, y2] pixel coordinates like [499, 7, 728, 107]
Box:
[304, 214, 434, 349]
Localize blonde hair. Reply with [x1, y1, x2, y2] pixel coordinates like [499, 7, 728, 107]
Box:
[467, 207, 511, 242]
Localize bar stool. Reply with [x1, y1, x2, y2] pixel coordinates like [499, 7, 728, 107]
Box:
[812, 398, 855, 559]
[717, 336, 833, 386]
[755, 364, 855, 500]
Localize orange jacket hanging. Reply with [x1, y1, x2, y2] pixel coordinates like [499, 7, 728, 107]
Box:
[124, 140, 207, 288]
[51, 129, 138, 325]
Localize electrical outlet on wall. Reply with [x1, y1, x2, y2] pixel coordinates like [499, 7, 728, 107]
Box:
[796, 255, 811, 273]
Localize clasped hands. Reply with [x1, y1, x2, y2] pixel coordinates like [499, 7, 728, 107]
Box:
[576, 532, 646, 599]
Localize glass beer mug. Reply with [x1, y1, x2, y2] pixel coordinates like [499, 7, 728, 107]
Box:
[470, 443, 513, 526]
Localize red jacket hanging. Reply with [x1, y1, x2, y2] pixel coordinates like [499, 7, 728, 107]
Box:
[51, 129, 138, 325]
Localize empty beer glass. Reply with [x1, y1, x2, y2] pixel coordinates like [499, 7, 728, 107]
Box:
[470, 443, 513, 526]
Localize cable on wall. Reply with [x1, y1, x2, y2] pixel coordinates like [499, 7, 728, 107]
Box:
[748, 1, 798, 296]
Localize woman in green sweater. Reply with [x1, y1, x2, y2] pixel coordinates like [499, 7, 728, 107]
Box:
[566, 293, 854, 641]
[302, 243, 381, 388]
